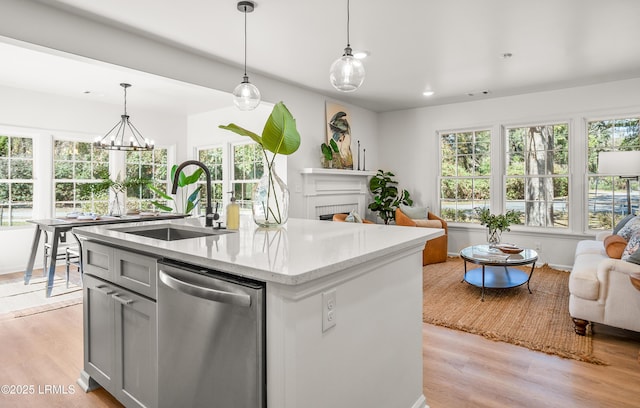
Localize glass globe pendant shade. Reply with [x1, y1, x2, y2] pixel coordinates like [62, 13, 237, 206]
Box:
[329, 47, 365, 92]
[233, 76, 261, 111]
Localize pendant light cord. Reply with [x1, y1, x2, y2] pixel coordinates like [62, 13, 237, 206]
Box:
[346, 0, 351, 47]
[243, 5, 248, 77]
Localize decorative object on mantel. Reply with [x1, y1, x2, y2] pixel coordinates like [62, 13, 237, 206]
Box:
[474, 207, 521, 246]
[357, 140, 360, 170]
[320, 139, 341, 168]
[232, 1, 261, 111]
[148, 165, 203, 215]
[94, 83, 154, 151]
[329, 0, 365, 92]
[325, 102, 354, 169]
[368, 169, 413, 224]
[220, 101, 300, 227]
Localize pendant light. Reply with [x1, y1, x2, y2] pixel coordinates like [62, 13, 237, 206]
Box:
[94, 83, 154, 151]
[329, 0, 365, 92]
[233, 1, 261, 110]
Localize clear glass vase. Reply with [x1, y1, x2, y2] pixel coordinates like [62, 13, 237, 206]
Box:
[487, 228, 502, 247]
[252, 167, 289, 227]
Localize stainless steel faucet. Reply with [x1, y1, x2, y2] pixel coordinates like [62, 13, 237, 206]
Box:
[172, 160, 216, 227]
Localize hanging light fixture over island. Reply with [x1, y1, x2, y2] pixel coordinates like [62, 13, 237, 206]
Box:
[329, 0, 365, 92]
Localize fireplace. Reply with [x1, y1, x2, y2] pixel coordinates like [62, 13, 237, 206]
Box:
[300, 168, 376, 220]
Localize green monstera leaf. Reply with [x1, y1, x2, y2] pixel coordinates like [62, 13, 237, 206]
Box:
[219, 101, 301, 156]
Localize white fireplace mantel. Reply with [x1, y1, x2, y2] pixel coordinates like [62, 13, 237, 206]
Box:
[300, 168, 376, 220]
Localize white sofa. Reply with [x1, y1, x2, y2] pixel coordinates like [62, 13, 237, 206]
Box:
[569, 231, 640, 335]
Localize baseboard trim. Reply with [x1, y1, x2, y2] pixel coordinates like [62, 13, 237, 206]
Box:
[412, 394, 428, 408]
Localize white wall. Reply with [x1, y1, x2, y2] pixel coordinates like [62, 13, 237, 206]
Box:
[0, 85, 185, 274]
[0, 1, 382, 273]
[379, 78, 640, 268]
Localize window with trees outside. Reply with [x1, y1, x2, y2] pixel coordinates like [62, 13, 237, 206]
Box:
[505, 123, 569, 228]
[53, 140, 109, 217]
[197, 146, 224, 212]
[440, 130, 491, 223]
[125, 148, 168, 211]
[232, 142, 264, 210]
[0, 135, 33, 226]
[587, 117, 640, 230]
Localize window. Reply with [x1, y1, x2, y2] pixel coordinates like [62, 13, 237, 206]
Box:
[232, 142, 264, 210]
[587, 117, 640, 230]
[0, 135, 33, 226]
[53, 140, 109, 216]
[505, 123, 569, 228]
[197, 146, 224, 211]
[125, 148, 168, 211]
[440, 130, 491, 223]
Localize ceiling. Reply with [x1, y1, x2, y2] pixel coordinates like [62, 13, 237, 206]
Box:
[4, 0, 640, 113]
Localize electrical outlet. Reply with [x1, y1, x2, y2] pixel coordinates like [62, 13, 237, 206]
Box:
[322, 289, 337, 332]
[534, 241, 542, 251]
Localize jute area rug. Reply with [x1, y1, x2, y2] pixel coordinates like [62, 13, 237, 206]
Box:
[0, 275, 83, 320]
[423, 257, 606, 365]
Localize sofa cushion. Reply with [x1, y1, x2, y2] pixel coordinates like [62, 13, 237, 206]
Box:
[344, 211, 363, 223]
[622, 230, 640, 261]
[399, 205, 428, 220]
[604, 234, 627, 259]
[414, 219, 442, 228]
[613, 213, 637, 235]
[617, 216, 640, 240]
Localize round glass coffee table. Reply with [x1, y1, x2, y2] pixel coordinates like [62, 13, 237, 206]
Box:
[459, 244, 538, 301]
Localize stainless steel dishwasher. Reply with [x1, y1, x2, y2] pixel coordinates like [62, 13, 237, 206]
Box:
[157, 259, 266, 408]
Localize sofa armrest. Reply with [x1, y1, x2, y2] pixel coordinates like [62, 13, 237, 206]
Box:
[596, 258, 640, 302]
[595, 230, 613, 241]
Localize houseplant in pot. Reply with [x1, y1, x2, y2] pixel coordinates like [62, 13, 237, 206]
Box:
[474, 207, 521, 246]
[219, 101, 301, 227]
[368, 169, 413, 224]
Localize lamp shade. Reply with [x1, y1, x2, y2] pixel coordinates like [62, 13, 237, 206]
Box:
[598, 151, 640, 176]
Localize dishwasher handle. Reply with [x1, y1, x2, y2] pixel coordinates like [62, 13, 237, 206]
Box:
[159, 269, 251, 308]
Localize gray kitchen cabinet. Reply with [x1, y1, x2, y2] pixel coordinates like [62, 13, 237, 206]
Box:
[80, 245, 158, 408]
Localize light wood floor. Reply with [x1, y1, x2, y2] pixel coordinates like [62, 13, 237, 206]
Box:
[1, 270, 639, 407]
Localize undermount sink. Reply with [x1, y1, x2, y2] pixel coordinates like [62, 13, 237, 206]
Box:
[114, 224, 232, 241]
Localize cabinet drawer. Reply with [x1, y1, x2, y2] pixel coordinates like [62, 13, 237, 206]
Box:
[83, 241, 114, 281]
[114, 249, 158, 300]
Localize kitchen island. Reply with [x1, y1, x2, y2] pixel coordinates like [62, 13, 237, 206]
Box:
[73, 217, 443, 408]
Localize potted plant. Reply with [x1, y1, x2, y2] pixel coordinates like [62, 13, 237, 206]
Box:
[320, 139, 341, 168]
[474, 207, 521, 245]
[368, 169, 413, 224]
[219, 101, 301, 227]
[147, 165, 203, 215]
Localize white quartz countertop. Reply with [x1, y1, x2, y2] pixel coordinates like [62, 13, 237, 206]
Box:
[73, 217, 443, 285]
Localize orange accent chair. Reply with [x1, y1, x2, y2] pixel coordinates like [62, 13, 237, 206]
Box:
[332, 213, 375, 224]
[395, 208, 448, 265]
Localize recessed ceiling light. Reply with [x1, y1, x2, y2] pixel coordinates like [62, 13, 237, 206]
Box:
[501, 52, 513, 59]
[422, 90, 435, 97]
[83, 90, 91, 94]
[354, 51, 370, 59]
